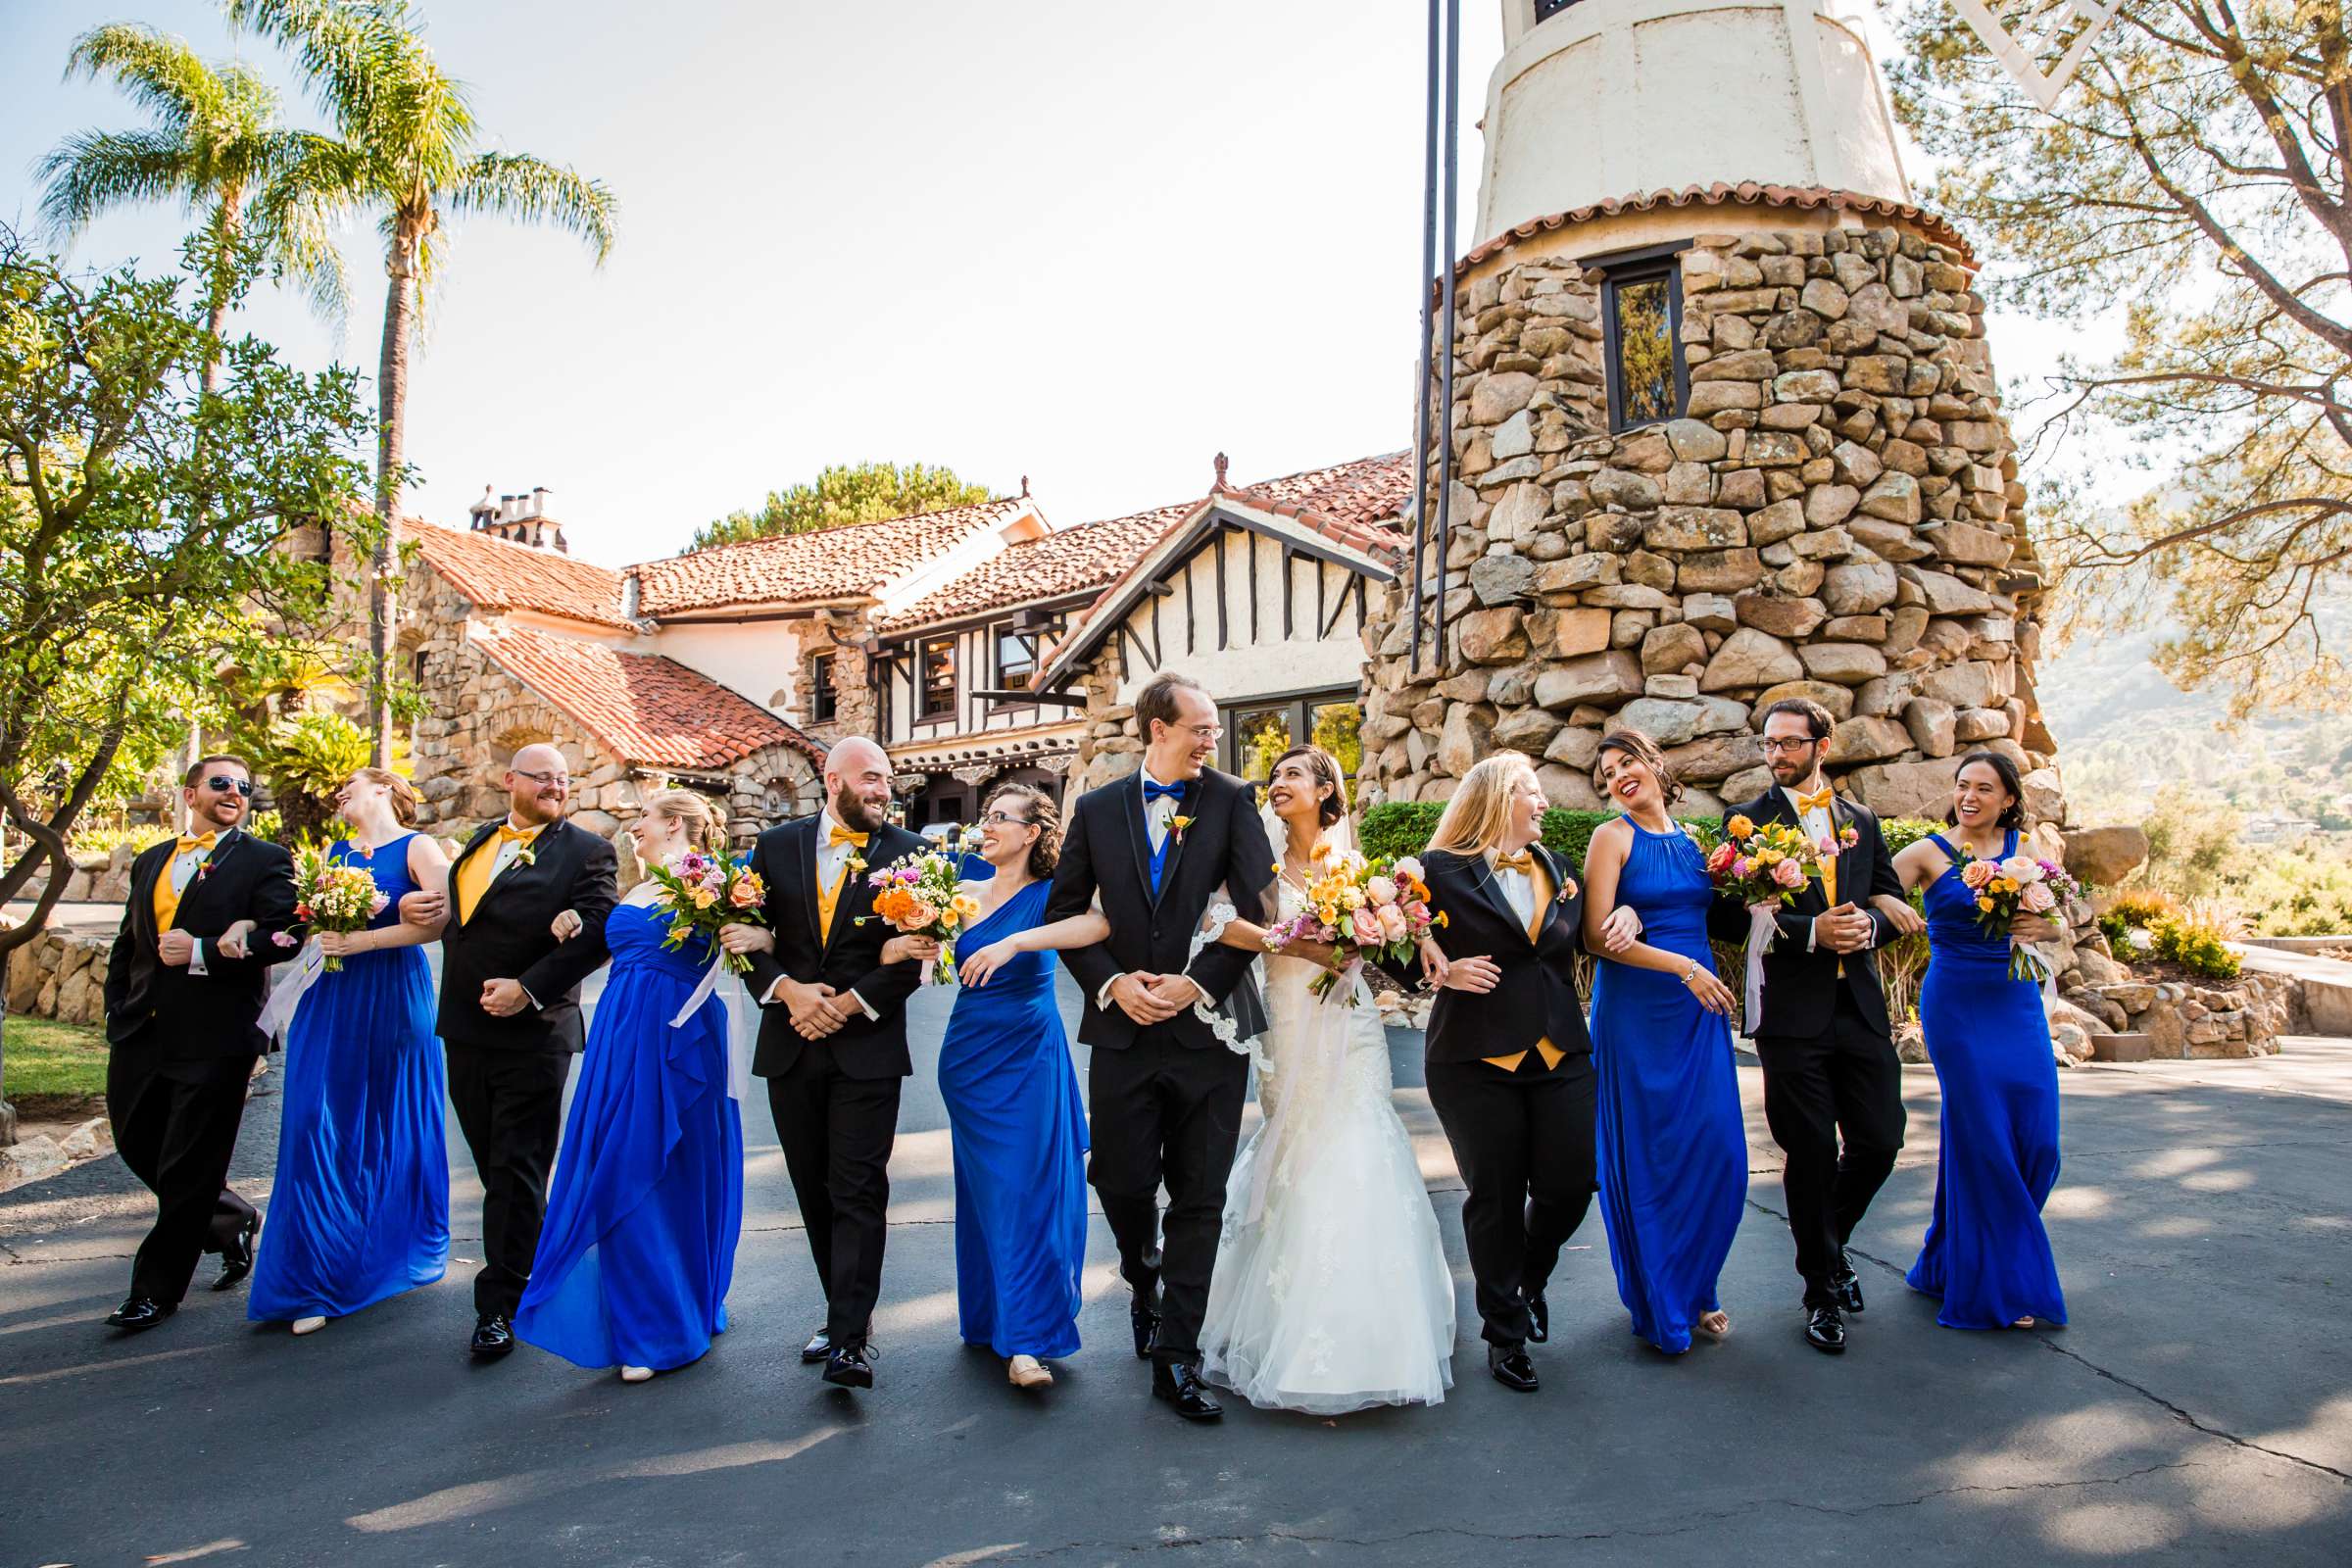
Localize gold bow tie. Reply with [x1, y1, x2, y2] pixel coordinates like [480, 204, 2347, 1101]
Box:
[1795, 787, 1836, 814]
[175, 832, 218, 853]
[828, 825, 870, 849]
[1494, 850, 1535, 873]
[496, 822, 539, 844]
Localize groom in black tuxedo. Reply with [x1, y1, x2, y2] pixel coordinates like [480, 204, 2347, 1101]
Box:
[1710, 697, 1921, 1355]
[721, 736, 926, 1392]
[400, 743, 617, 1359]
[1048, 671, 1275, 1423]
[102, 754, 299, 1331]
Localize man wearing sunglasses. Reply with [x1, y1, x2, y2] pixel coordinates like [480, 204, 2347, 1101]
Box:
[102, 754, 300, 1333]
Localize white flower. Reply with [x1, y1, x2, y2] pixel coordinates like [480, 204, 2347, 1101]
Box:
[1393, 856, 1425, 883]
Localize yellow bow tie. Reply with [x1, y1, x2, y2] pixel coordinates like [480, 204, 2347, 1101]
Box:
[1494, 850, 1535, 873]
[175, 832, 219, 853]
[497, 822, 540, 845]
[1795, 787, 1835, 815]
[829, 824, 869, 849]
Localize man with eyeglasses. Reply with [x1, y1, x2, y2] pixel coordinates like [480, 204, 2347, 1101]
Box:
[1710, 697, 1927, 1357]
[101, 754, 300, 1333]
[401, 742, 617, 1359]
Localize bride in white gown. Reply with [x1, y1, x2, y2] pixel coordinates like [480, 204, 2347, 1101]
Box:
[1194, 745, 1456, 1415]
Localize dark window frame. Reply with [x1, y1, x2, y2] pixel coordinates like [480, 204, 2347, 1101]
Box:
[1593, 239, 1691, 434]
[1217, 684, 1364, 783]
[808, 652, 838, 724]
[917, 635, 957, 721]
[993, 623, 1038, 696]
[1534, 0, 1581, 21]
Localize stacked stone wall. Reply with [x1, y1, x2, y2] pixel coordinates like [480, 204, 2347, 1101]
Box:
[1361, 221, 2062, 823]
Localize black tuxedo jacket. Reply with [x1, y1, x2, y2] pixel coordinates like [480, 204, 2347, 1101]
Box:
[436, 817, 618, 1053]
[1382, 844, 1595, 1066]
[1047, 766, 1275, 1053]
[1705, 786, 1904, 1040]
[743, 816, 927, 1081]
[105, 829, 300, 1058]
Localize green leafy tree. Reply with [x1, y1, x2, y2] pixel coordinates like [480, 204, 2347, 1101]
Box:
[1888, 0, 2352, 715]
[0, 231, 372, 1140]
[251, 710, 373, 844]
[693, 461, 996, 550]
[221, 0, 618, 765]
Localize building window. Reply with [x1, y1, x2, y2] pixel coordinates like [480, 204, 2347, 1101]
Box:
[1221, 689, 1364, 785]
[1534, 0, 1580, 21]
[995, 626, 1037, 694]
[919, 636, 956, 720]
[1599, 244, 1689, 432]
[809, 654, 838, 724]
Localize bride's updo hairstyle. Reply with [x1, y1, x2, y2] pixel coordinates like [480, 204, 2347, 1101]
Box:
[984, 782, 1060, 879]
[1428, 755, 1540, 857]
[642, 788, 727, 855]
[1269, 745, 1348, 829]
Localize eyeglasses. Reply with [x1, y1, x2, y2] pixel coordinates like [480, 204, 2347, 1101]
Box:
[981, 810, 1034, 828]
[1758, 737, 1820, 755]
[514, 768, 571, 788]
[205, 776, 253, 797]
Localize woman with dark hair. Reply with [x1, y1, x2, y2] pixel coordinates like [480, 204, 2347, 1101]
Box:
[1581, 731, 1748, 1352]
[250, 767, 453, 1337]
[1884, 752, 2069, 1331]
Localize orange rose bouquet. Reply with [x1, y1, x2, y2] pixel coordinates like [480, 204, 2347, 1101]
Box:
[859, 831, 983, 985]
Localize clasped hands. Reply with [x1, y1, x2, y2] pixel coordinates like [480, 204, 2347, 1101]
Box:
[1812, 902, 1881, 955]
[1108, 971, 1205, 1026]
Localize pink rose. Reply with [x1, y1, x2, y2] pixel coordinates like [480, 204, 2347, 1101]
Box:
[1773, 858, 1806, 890]
[1349, 907, 1383, 947]
[1731, 857, 1752, 880]
[1705, 842, 1737, 874]
[368, 893, 390, 915]
[728, 880, 760, 907]
[1377, 903, 1408, 943]
[1817, 835, 1839, 858]
[1960, 859, 1997, 889]
[2020, 882, 2055, 913]
[1366, 875, 1399, 907]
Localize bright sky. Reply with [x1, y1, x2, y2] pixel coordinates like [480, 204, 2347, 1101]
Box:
[3, 0, 2096, 568]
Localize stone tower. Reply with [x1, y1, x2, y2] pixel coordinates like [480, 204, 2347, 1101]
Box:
[1359, 0, 2059, 825]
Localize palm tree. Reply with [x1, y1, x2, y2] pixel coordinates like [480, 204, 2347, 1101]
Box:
[222, 0, 618, 764]
[39, 24, 348, 393]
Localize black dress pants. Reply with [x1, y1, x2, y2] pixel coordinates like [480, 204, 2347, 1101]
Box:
[107, 1048, 259, 1304]
[1755, 988, 1906, 1307]
[1085, 1033, 1249, 1368]
[767, 1049, 903, 1348]
[445, 1043, 571, 1317]
[1423, 1051, 1596, 1348]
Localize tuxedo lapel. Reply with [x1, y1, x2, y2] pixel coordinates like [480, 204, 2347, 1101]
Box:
[1457, 853, 1530, 946]
[165, 828, 243, 930]
[472, 820, 562, 924]
[1120, 776, 1156, 904]
[798, 817, 826, 952]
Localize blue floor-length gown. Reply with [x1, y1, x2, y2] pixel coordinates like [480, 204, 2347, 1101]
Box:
[1589, 816, 1748, 1353]
[251, 834, 449, 1323]
[1906, 831, 2068, 1329]
[938, 879, 1089, 1359]
[514, 904, 744, 1371]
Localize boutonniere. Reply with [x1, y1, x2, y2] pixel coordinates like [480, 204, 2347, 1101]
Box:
[846, 853, 867, 876]
[1557, 878, 1577, 903]
[1169, 814, 1193, 843]
[514, 845, 538, 869]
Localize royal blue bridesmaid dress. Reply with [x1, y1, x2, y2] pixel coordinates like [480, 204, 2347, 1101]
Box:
[1906, 830, 2068, 1329]
[250, 835, 449, 1323]
[1589, 816, 1748, 1353]
[514, 904, 744, 1371]
[938, 879, 1090, 1360]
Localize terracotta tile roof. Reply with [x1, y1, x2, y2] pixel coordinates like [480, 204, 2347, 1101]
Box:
[878, 505, 1195, 632]
[472, 624, 823, 770]
[407, 522, 636, 629]
[1460, 183, 1977, 271]
[1217, 451, 1411, 558]
[633, 498, 1028, 616]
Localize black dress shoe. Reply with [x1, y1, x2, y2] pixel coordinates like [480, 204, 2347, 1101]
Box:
[1804, 1304, 1847, 1354]
[1489, 1344, 1540, 1393]
[1129, 1297, 1161, 1361]
[470, 1313, 515, 1359]
[211, 1213, 260, 1292]
[1833, 1257, 1866, 1315]
[106, 1297, 175, 1333]
[1525, 1292, 1549, 1345]
[1151, 1362, 1223, 1422]
[800, 1329, 833, 1364]
[822, 1344, 875, 1390]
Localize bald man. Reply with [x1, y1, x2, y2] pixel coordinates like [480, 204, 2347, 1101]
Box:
[403, 744, 617, 1359]
[718, 737, 926, 1390]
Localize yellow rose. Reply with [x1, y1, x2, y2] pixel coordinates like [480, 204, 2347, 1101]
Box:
[1977, 896, 1995, 912]
[691, 887, 716, 909]
[951, 892, 983, 922]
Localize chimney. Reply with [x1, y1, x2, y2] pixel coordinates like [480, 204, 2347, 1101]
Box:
[531, 485, 551, 518]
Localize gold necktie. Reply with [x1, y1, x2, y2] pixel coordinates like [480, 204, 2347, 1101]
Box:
[456, 823, 540, 924]
[1487, 852, 1567, 1074]
[153, 832, 219, 931]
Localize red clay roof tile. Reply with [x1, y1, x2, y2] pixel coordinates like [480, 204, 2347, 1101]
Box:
[633, 499, 1028, 616]
[877, 504, 1195, 632]
[408, 522, 635, 629]
[1460, 182, 1976, 271]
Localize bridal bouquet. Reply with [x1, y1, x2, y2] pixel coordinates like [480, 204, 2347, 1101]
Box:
[289, 845, 389, 971]
[1700, 813, 1853, 907]
[1959, 852, 2081, 982]
[648, 848, 767, 973]
[1260, 844, 1440, 1001]
[859, 831, 982, 985]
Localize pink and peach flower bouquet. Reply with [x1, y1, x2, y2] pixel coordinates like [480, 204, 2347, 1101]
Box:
[858, 830, 984, 985]
[287, 845, 391, 971]
[1698, 813, 1852, 908]
[1261, 844, 1441, 1001]
[1958, 851, 2082, 982]
[649, 848, 767, 972]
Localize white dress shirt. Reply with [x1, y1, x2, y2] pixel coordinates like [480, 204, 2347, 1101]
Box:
[1781, 782, 1837, 952]
[1493, 859, 1537, 930]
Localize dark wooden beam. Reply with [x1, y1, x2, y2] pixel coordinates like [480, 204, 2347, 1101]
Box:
[1247, 530, 1259, 643]
[1213, 531, 1228, 651]
[1281, 546, 1295, 639]
[973, 687, 1085, 708]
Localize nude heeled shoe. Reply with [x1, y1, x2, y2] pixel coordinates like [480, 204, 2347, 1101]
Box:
[619, 1364, 655, 1383]
[291, 1316, 327, 1336]
[1006, 1355, 1053, 1390]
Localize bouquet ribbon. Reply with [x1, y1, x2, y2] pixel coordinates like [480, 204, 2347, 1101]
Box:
[257, 939, 326, 1044]
[670, 951, 730, 1029]
[1742, 904, 1779, 1035]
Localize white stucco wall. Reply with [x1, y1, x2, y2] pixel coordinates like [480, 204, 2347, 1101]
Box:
[1106, 528, 1372, 707]
[650, 620, 805, 718]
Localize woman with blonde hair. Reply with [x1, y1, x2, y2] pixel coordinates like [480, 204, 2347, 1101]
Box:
[515, 789, 744, 1383]
[250, 768, 453, 1337]
[1389, 754, 1600, 1394]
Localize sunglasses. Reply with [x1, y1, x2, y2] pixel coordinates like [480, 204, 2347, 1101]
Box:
[205, 776, 254, 797]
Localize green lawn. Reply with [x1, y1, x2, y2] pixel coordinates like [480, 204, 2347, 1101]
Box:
[4, 1014, 109, 1107]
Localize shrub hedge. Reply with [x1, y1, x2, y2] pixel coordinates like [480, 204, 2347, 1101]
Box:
[1359, 801, 1944, 867]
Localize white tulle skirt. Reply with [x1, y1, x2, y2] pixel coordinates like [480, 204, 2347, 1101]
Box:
[1199, 960, 1456, 1415]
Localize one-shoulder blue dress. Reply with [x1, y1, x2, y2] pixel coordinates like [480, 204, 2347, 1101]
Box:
[938, 879, 1090, 1359]
[514, 903, 744, 1370]
[1906, 831, 2067, 1328]
[250, 835, 448, 1323]
[1588, 816, 1748, 1353]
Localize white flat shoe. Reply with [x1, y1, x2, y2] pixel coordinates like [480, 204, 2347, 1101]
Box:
[619, 1364, 655, 1383]
[291, 1316, 327, 1337]
[1006, 1354, 1053, 1390]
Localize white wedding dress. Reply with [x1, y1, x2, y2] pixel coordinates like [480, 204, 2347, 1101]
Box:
[1197, 864, 1456, 1414]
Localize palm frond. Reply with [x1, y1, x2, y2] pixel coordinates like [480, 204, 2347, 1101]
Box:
[448, 153, 618, 264]
[222, 0, 436, 149]
[34, 127, 198, 237]
[62, 24, 216, 137]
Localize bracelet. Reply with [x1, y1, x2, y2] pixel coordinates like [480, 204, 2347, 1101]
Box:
[1681, 961, 1701, 987]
